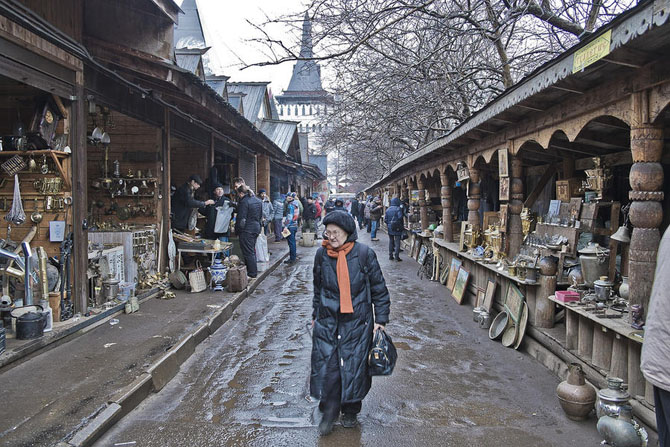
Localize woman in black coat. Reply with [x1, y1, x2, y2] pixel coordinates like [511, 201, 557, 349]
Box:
[311, 210, 391, 436]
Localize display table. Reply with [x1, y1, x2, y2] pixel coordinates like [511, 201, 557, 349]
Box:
[177, 243, 232, 271]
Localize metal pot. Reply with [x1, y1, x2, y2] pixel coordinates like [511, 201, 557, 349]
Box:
[101, 278, 120, 301]
[597, 377, 630, 419]
[478, 311, 493, 329]
[594, 277, 613, 302]
[578, 242, 610, 287]
[11, 305, 46, 340]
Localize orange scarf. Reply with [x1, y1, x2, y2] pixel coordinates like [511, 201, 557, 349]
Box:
[322, 240, 355, 313]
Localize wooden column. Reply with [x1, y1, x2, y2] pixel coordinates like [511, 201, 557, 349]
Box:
[628, 124, 664, 316]
[536, 257, 557, 328]
[508, 156, 524, 258]
[256, 154, 271, 194]
[440, 171, 453, 242]
[72, 85, 88, 313]
[467, 168, 481, 232]
[417, 177, 429, 231]
[160, 109, 171, 273]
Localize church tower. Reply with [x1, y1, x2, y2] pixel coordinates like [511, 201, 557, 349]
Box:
[275, 13, 333, 152]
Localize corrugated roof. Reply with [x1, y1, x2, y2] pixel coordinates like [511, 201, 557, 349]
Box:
[298, 132, 309, 163]
[174, 0, 206, 49]
[309, 154, 327, 177]
[206, 74, 230, 99]
[228, 82, 270, 123]
[260, 119, 299, 154]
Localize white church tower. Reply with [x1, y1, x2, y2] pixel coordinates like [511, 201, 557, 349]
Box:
[275, 13, 333, 152]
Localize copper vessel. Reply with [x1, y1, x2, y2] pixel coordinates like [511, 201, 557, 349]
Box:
[556, 363, 596, 421]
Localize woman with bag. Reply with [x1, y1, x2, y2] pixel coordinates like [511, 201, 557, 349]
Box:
[311, 210, 391, 436]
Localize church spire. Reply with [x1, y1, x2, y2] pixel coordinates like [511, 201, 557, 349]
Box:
[285, 12, 323, 93]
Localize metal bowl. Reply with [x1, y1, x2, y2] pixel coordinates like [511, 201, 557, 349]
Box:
[488, 311, 509, 340]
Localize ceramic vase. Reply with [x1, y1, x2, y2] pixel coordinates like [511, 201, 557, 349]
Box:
[209, 258, 227, 292]
[556, 363, 597, 421]
[619, 276, 630, 300]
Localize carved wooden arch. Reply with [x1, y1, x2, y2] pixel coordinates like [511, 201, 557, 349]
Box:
[651, 83, 670, 124]
[482, 146, 505, 164]
[473, 154, 488, 169]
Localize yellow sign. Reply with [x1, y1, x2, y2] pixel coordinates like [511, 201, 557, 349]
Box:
[572, 30, 612, 73]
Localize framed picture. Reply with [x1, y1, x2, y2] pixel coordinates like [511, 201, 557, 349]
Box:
[498, 148, 509, 177]
[548, 199, 562, 217]
[447, 257, 462, 291]
[458, 221, 468, 251]
[499, 177, 510, 201]
[483, 211, 501, 229]
[452, 267, 470, 304]
[417, 245, 428, 265]
[504, 282, 525, 323]
[476, 288, 485, 308]
[440, 263, 450, 285]
[483, 279, 496, 311]
[499, 204, 508, 233]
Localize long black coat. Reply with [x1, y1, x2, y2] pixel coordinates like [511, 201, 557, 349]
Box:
[171, 183, 206, 231]
[235, 194, 262, 235]
[311, 240, 391, 403]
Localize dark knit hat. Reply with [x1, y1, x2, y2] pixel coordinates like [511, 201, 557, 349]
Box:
[211, 181, 223, 191]
[322, 210, 358, 242]
[259, 188, 266, 194]
[189, 174, 203, 185]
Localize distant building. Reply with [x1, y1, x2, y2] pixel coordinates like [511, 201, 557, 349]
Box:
[275, 13, 333, 152]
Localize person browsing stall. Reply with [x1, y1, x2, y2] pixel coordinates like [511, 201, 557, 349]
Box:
[171, 174, 214, 231]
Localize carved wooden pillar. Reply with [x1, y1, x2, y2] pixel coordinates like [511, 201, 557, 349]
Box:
[508, 156, 524, 258]
[440, 172, 453, 242]
[628, 124, 664, 315]
[467, 168, 481, 232]
[417, 177, 429, 231]
[536, 257, 558, 328]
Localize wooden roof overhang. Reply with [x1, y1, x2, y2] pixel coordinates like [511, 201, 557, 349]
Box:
[366, 0, 670, 191]
[83, 38, 287, 160]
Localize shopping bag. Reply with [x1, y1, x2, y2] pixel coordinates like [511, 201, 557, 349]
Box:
[214, 203, 234, 233]
[281, 227, 291, 238]
[255, 233, 269, 263]
[189, 261, 207, 293]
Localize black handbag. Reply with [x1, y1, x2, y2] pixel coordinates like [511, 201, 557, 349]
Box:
[368, 328, 398, 376]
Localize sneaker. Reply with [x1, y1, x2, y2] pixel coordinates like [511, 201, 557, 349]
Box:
[395, 257, 402, 262]
[389, 256, 394, 261]
[341, 413, 359, 428]
[318, 416, 335, 436]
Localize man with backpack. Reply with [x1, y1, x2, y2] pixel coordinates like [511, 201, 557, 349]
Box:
[385, 197, 404, 261]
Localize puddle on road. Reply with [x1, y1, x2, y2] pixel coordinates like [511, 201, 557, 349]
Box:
[445, 330, 462, 336]
[282, 354, 295, 359]
[395, 341, 411, 350]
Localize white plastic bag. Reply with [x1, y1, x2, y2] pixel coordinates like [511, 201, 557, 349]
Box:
[214, 203, 234, 233]
[255, 233, 269, 263]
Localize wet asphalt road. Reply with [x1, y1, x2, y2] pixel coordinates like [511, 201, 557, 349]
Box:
[95, 231, 603, 447]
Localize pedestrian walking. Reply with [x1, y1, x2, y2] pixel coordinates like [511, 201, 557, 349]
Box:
[302, 196, 318, 234]
[272, 193, 285, 242]
[314, 198, 323, 237]
[334, 199, 345, 212]
[234, 185, 262, 278]
[311, 210, 391, 436]
[369, 197, 383, 241]
[385, 197, 404, 261]
[324, 198, 335, 215]
[350, 197, 360, 228]
[171, 174, 214, 231]
[284, 193, 300, 264]
[259, 189, 274, 237]
[358, 197, 366, 230]
[364, 197, 373, 232]
[641, 226, 670, 447]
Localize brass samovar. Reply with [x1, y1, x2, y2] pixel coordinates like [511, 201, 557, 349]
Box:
[582, 157, 612, 200]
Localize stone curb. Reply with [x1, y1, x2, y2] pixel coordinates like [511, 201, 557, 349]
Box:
[63, 249, 289, 446]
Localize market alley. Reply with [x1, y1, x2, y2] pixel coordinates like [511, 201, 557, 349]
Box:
[96, 231, 603, 447]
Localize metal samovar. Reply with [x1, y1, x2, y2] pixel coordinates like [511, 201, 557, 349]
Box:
[582, 157, 612, 200]
[464, 224, 480, 253]
[521, 208, 536, 241]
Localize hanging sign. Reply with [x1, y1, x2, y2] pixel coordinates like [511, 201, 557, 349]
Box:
[572, 30, 611, 73]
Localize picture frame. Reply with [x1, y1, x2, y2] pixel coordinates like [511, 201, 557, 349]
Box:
[498, 148, 509, 178]
[483, 279, 496, 311]
[499, 177, 510, 201]
[499, 204, 508, 233]
[504, 282, 525, 323]
[440, 263, 450, 285]
[452, 267, 470, 304]
[447, 257, 462, 291]
[548, 199, 562, 217]
[476, 288, 485, 308]
[417, 245, 428, 265]
[483, 211, 501, 229]
[458, 221, 468, 251]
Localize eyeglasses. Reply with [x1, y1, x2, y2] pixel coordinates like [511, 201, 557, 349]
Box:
[324, 230, 344, 239]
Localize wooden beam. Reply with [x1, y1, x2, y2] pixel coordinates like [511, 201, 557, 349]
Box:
[72, 85, 88, 313]
[524, 164, 557, 208]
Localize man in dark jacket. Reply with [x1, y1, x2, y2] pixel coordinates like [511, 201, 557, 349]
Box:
[369, 197, 384, 241]
[334, 199, 345, 212]
[302, 197, 318, 234]
[199, 182, 234, 241]
[350, 198, 360, 226]
[324, 198, 335, 215]
[171, 174, 214, 231]
[311, 210, 390, 435]
[385, 197, 404, 261]
[235, 185, 263, 278]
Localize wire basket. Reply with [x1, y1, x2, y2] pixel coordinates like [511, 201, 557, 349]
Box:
[2, 155, 27, 176]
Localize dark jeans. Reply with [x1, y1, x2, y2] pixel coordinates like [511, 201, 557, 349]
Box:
[388, 234, 401, 259]
[356, 215, 364, 229]
[239, 232, 258, 277]
[273, 218, 283, 241]
[286, 226, 297, 260]
[319, 351, 362, 420]
[366, 218, 371, 233]
[655, 386, 670, 447]
[371, 219, 379, 239]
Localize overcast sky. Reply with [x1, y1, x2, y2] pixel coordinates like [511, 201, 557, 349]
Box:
[176, 0, 310, 97]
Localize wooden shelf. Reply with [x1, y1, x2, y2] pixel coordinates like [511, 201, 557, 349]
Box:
[0, 150, 71, 190]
